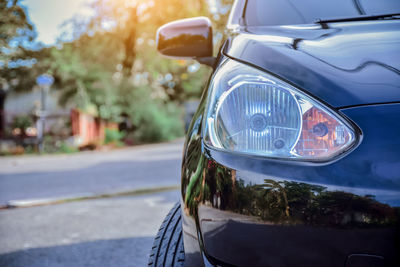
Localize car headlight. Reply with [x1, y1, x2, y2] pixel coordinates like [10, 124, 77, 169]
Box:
[204, 59, 358, 161]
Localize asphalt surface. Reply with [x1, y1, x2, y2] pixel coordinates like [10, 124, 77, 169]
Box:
[0, 139, 184, 206]
[0, 190, 179, 267]
[0, 139, 184, 266]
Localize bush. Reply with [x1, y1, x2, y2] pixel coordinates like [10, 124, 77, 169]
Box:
[105, 128, 125, 146]
[59, 142, 79, 153]
[132, 102, 183, 143]
[11, 115, 33, 133]
[122, 86, 184, 144]
[43, 136, 78, 154]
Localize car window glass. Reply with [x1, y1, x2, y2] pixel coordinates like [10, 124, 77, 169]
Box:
[246, 0, 400, 26]
[359, 0, 400, 14]
[251, 0, 306, 26]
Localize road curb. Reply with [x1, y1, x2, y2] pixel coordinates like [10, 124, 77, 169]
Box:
[2, 185, 180, 209]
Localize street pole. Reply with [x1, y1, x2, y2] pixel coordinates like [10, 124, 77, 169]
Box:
[36, 74, 54, 154]
[38, 85, 49, 153]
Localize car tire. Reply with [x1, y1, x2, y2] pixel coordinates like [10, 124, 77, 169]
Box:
[148, 202, 185, 267]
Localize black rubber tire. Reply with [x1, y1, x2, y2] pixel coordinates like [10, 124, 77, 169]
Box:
[148, 202, 185, 267]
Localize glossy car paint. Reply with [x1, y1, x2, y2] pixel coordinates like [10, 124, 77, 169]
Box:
[179, 26, 400, 267]
[224, 20, 400, 108]
[156, 17, 213, 58]
[155, 4, 400, 267]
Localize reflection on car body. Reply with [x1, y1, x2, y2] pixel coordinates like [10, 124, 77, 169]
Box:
[149, 1, 400, 266]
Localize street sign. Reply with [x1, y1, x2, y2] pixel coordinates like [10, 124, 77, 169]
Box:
[36, 74, 54, 87]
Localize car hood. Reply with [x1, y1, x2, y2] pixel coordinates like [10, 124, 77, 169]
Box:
[225, 20, 400, 108]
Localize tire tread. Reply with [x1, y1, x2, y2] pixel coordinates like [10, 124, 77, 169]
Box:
[148, 202, 185, 267]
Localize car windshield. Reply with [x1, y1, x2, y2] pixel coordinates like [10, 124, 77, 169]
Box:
[245, 0, 400, 26]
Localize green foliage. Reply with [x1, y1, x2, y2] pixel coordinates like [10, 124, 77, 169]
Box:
[0, 0, 36, 58]
[105, 128, 125, 146]
[2, 0, 235, 146]
[45, 42, 122, 122]
[121, 84, 184, 143]
[130, 101, 184, 143]
[43, 136, 78, 154]
[58, 142, 79, 154]
[11, 115, 33, 131]
[0, 0, 40, 94]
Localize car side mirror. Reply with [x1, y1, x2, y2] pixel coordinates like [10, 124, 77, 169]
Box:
[156, 17, 216, 67]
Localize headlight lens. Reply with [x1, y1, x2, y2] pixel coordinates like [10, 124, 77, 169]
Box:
[204, 59, 357, 161]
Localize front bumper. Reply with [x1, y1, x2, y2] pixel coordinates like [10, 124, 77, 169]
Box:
[181, 103, 400, 267]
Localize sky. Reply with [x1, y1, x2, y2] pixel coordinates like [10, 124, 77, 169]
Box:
[23, 0, 93, 45]
[23, 0, 220, 45]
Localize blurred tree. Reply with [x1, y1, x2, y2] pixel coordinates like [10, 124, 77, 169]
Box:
[121, 4, 138, 76]
[0, 0, 236, 141]
[84, 0, 211, 101]
[0, 0, 39, 135]
[43, 38, 122, 122]
[0, 0, 36, 59]
[45, 0, 237, 141]
[52, 0, 237, 106]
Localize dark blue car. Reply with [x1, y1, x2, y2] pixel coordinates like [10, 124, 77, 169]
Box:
[149, 0, 400, 266]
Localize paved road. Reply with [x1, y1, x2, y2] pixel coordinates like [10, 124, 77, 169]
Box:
[0, 190, 179, 267]
[0, 139, 184, 205]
